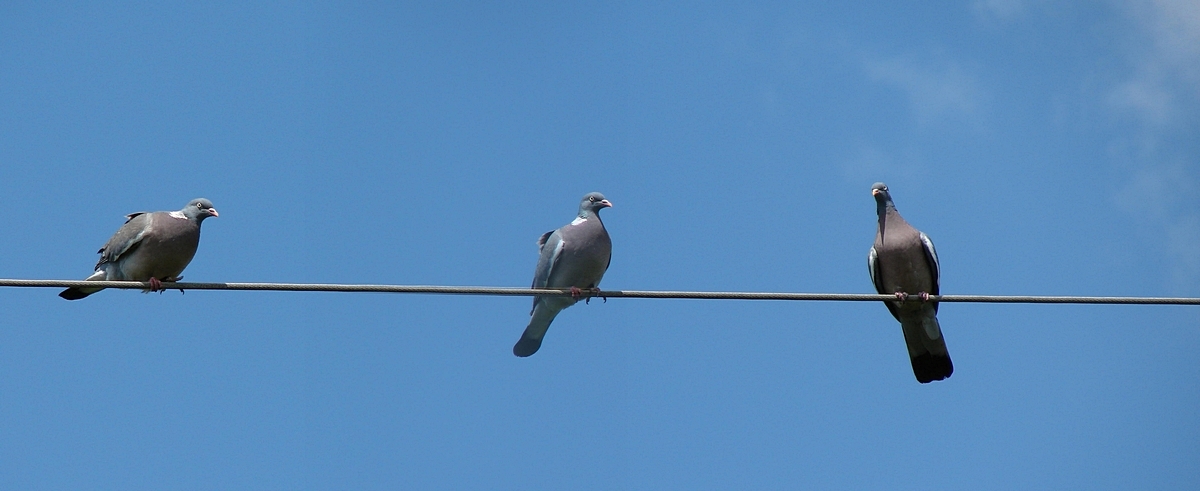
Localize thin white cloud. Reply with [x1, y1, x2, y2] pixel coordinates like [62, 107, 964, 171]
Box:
[864, 56, 984, 125]
[1108, 0, 1200, 124]
[1143, 0, 1200, 71]
[1107, 71, 1173, 125]
[1108, 0, 1200, 293]
[1113, 158, 1200, 293]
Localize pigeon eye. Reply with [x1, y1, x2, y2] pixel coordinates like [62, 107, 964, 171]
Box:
[588, 197, 596, 202]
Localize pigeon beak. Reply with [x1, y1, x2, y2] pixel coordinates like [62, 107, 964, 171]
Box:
[871, 189, 881, 197]
[599, 199, 613, 208]
[208, 208, 219, 217]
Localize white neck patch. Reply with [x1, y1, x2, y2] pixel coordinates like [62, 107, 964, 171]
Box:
[168, 211, 188, 219]
[571, 216, 587, 226]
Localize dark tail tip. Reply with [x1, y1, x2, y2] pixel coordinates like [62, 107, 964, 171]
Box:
[58, 288, 91, 300]
[513, 336, 543, 357]
[912, 353, 953, 383]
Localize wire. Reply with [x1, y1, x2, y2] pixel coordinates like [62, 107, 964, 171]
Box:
[2, 279, 1198, 305]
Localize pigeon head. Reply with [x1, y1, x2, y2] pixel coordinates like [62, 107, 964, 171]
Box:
[578, 192, 613, 218]
[871, 182, 895, 214]
[183, 198, 219, 222]
[871, 182, 891, 200]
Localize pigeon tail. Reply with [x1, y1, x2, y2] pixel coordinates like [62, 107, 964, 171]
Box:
[58, 288, 95, 300]
[513, 335, 544, 357]
[58, 270, 107, 300]
[514, 302, 565, 357]
[911, 353, 954, 383]
[899, 313, 953, 383]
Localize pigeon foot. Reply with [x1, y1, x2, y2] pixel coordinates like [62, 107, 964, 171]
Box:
[146, 277, 184, 294]
[584, 287, 604, 304]
[163, 277, 185, 294]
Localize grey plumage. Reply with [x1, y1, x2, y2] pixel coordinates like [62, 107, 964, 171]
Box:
[867, 183, 953, 383]
[59, 198, 219, 300]
[513, 192, 613, 357]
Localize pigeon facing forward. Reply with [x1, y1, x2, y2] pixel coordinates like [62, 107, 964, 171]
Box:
[59, 198, 219, 300]
[867, 183, 953, 383]
[513, 192, 613, 357]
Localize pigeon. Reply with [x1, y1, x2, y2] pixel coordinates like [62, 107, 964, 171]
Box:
[513, 192, 613, 357]
[59, 198, 219, 300]
[867, 183, 953, 383]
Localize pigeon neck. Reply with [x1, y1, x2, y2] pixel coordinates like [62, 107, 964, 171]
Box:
[876, 202, 900, 237]
[576, 211, 603, 228]
[876, 200, 896, 218]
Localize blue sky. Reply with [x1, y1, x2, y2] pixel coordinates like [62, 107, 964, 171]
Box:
[1, 1, 1198, 489]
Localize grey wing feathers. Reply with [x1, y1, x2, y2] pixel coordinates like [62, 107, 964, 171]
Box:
[867, 247, 884, 294]
[536, 230, 554, 248]
[96, 212, 152, 267]
[530, 230, 564, 313]
[918, 232, 939, 292]
[531, 230, 561, 288]
[918, 232, 940, 314]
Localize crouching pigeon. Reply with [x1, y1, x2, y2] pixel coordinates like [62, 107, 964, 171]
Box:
[59, 198, 219, 300]
[513, 192, 613, 357]
[867, 183, 953, 383]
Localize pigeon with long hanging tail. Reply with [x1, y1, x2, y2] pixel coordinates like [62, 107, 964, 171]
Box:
[513, 192, 613, 357]
[868, 183, 953, 383]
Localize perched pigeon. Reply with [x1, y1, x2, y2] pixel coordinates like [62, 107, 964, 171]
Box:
[867, 183, 953, 383]
[59, 198, 219, 300]
[513, 192, 613, 357]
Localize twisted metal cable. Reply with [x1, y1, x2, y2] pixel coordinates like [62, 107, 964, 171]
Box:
[2, 279, 1198, 305]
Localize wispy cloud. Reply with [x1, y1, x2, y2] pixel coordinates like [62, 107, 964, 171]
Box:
[1141, 0, 1200, 72]
[864, 56, 984, 126]
[1108, 0, 1200, 124]
[1109, 0, 1200, 293]
[1115, 159, 1200, 293]
[1107, 71, 1173, 125]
